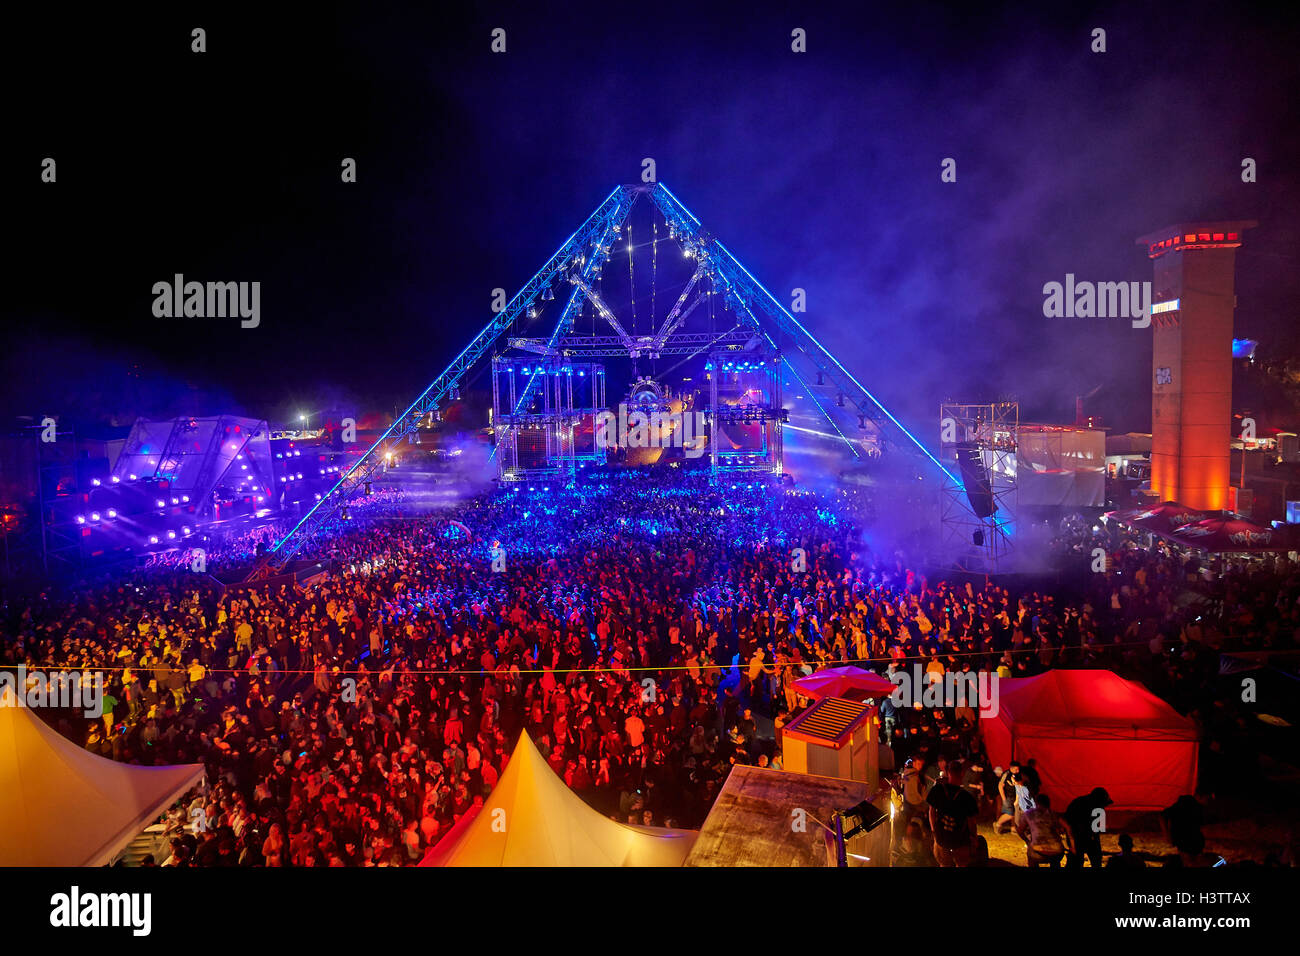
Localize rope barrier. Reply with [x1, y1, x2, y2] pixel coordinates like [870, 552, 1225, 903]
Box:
[0, 638, 1176, 680]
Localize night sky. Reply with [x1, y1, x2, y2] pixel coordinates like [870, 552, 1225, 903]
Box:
[7, 1, 1299, 437]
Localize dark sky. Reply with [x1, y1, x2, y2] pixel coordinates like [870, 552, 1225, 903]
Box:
[6, 1, 1299, 436]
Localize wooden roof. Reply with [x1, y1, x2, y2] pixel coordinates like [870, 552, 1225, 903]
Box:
[684, 764, 869, 867]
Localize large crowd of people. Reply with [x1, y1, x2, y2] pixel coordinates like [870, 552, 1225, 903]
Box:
[3, 463, 1297, 867]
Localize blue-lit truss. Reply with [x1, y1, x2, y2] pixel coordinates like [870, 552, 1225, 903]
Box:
[265, 182, 955, 569]
[646, 185, 956, 484]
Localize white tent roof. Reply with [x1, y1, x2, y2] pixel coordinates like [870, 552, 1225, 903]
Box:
[0, 692, 205, 866]
[420, 732, 697, 867]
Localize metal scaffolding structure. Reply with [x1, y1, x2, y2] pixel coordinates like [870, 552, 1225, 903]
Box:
[262, 182, 957, 572]
[939, 401, 1018, 573]
[113, 416, 275, 523]
[491, 358, 606, 481]
[705, 353, 786, 476]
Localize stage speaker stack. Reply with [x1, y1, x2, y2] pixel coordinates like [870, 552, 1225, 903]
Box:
[954, 442, 995, 518]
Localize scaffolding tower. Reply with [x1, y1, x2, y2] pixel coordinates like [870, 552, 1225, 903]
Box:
[939, 401, 1018, 574]
[705, 351, 786, 476]
[492, 357, 606, 481]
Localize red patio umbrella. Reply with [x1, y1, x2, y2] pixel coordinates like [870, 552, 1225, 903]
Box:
[792, 665, 896, 701]
[1169, 516, 1288, 552]
[1106, 501, 1215, 537]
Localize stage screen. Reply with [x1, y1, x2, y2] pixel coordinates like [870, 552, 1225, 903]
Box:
[1014, 427, 1106, 508]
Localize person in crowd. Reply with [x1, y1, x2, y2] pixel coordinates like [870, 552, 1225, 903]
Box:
[1160, 795, 1206, 858]
[1064, 787, 1113, 868]
[1018, 793, 1068, 867]
[1011, 765, 1037, 834]
[892, 819, 935, 867]
[3, 471, 1283, 867]
[1106, 833, 1147, 869]
[899, 757, 931, 841]
[995, 762, 1021, 835]
[926, 761, 980, 866]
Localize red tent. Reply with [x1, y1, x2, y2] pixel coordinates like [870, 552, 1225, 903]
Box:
[981, 670, 1198, 810]
[792, 665, 896, 701]
[1168, 515, 1288, 552]
[1105, 501, 1213, 537]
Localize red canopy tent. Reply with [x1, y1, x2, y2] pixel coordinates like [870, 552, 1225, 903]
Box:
[1105, 501, 1213, 538]
[792, 665, 896, 701]
[981, 670, 1198, 810]
[1168, 515, 1288, 552]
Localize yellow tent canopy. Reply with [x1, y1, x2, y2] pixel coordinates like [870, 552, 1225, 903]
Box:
[0, 691, 205, 866]
[420, 732, 697, 867]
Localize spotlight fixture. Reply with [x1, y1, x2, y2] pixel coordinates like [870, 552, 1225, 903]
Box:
[828, 798, 891, 867]
[838, 800, 889, 841]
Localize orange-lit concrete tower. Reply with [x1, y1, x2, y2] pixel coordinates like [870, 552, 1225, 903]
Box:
[1138, 221, 1255, 510]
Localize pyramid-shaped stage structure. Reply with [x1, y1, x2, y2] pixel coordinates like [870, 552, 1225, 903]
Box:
[269, 182, 956, 566]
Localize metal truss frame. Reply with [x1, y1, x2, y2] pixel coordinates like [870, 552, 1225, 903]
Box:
[645, 185, 957, 484]
[266, 182, 953, 570]
[492, 358, 607, 480]
[264, 186, 634, 568]
[508, 330, 752, 357]
[938, 401, 1018, 574]
[705, 351, 787, 476]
